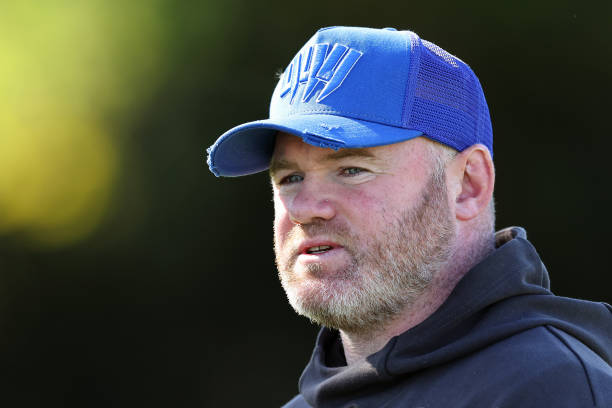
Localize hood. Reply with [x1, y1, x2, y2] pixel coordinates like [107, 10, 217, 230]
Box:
[298, 227, 612, 406]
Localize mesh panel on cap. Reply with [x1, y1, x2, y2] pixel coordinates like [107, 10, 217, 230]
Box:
[477, 81, 493, 153]
[408, 39, 492, 153]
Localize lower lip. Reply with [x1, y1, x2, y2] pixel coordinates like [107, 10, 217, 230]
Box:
[297, 247, 343, 261]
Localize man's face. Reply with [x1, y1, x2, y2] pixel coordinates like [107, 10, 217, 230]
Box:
[270, 132, 456, 333]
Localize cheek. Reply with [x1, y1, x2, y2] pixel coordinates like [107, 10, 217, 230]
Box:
[341, 186, 392, 216]
[342, 182, 418, 227]
[273, 194, 292, 240]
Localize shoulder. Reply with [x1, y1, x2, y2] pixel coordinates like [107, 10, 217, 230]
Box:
[465, 325, 612, 406]
[281, 394, 311, 408]
[540, 326, 612, 406]
[399, 325, 612, 407]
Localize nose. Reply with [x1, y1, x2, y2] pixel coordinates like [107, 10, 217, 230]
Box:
[286, 180, 336, 225]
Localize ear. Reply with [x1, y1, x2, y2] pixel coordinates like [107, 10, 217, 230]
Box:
[448, 144, 495, 221]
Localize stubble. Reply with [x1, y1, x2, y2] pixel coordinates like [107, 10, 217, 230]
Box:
[275, 165, 455, 334]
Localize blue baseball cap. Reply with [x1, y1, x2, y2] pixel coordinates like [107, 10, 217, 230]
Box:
[207, 26, 492, 177]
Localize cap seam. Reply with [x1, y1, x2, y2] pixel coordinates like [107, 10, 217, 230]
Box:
[401, 31, 420, 127]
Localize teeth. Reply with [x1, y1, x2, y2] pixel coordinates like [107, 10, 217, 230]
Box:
[307, 245, 332, 254]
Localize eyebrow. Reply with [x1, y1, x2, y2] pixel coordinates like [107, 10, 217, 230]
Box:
[269, 148, 380, 177]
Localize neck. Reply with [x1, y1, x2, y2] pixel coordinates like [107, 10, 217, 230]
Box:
[339, 265, 463, 364]
[340, 229, 495, 365]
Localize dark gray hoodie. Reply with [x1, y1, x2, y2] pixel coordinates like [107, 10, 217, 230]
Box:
[283, 227, 612, 407]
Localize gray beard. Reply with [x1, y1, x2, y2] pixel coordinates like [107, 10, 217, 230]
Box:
[275, 168, 455, 334]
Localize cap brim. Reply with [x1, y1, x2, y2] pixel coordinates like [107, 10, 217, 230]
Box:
[207, 114, 423, 177]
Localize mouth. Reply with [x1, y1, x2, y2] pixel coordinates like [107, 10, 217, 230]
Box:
[297, 240, 341, 257]
[305, 245, 333, 255]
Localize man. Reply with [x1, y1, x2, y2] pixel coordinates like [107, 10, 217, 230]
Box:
[207, 26, 612, 407]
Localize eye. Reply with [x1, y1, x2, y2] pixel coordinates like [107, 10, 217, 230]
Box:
[340, 167, 367, 177]
[278, 173, 303, 185]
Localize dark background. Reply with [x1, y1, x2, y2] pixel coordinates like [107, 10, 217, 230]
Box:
[0, 1, 610, 406]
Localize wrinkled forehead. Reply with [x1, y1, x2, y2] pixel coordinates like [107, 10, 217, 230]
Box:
[271, 132, 338, 158]
[270, 131, 434, 173]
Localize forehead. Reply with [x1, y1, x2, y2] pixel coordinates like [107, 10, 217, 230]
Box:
[270, 131, 432, 171]
[272, 132, 376, 162]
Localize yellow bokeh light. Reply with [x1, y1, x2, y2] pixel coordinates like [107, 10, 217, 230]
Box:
[0, 1, 167, 247]
[0, 105, 117, 246]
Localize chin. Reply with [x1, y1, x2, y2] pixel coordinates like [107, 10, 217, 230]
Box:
[283, 273, 364, 322]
